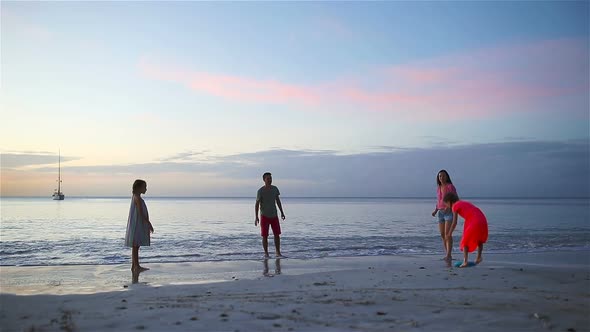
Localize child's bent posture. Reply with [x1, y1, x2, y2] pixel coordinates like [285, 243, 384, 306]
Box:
[443, 192, 488, 267]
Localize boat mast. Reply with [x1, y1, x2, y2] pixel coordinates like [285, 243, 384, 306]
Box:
[57, 149, 61, 193]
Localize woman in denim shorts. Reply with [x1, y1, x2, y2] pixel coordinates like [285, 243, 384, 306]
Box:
[431, 170, 458, 261]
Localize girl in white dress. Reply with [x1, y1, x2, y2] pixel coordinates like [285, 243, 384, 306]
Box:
[125, 179, 154, 271]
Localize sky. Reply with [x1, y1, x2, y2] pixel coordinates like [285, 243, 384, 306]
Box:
[1, 1, 589, 197]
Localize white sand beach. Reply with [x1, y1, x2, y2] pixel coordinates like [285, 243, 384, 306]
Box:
[1, 252, 589, 332]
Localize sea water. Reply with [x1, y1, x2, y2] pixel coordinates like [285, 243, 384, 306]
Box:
[1, 197, 588, 266]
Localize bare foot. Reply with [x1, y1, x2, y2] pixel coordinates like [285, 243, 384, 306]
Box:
[137, 266, 150, 272]
[444, 256, 452, 262]
[475, 257, 483, 264]
[459, 262, 468, 268]
[263, 254, 270, 259]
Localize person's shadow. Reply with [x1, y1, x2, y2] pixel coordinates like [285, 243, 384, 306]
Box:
[263, 258, 282, 277]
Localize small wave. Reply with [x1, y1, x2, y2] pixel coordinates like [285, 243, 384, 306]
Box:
[147, 253, 202, 259]
[1, 232, 589, 266]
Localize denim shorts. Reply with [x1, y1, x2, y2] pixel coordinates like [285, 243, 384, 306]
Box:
[436, 209, 453, 223]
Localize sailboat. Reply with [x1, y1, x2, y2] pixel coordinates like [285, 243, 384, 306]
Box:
[52, 150, 65, 200]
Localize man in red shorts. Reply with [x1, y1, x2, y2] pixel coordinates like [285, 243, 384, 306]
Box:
[255, 172, 286, 258]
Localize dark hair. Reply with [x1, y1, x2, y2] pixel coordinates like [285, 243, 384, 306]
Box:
[132, 179, 146, 194]
[262, 172, 272, 180]
[443, 192, 459, 204]
[436, 170, 453, 186]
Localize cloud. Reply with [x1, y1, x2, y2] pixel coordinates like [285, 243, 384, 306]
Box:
[139, 38, 588, 119]
[370, 146, 415, 152]
[381, 38, 589, 117]
[1, 152, 79, 170]
[415, 136, 460, 146]
[138, 59, 322, 106]
[502, 136, 534, 141]
[10, 139, 588, 198]
[158, 150, 206, 162]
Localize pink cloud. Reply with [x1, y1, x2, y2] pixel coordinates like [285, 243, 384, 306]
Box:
[138, 38, 588, 119]
[138, 58, 321, 105]
[188, 74, 322, 105]
[388, 67, 461, 84]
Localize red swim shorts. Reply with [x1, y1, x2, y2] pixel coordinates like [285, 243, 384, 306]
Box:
[260, 215, 281, 237]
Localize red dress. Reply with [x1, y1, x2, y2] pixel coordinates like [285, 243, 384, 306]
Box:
[452, 200, 488, 252]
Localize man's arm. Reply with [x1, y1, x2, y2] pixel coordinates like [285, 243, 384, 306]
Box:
[255, 200, 260, 226]
[276, 197, 285, 220]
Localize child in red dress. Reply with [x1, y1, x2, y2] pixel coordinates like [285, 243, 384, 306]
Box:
[443, 192, 488, 267]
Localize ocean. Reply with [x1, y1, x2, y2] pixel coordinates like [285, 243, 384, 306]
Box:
[1, 197, 589, 266]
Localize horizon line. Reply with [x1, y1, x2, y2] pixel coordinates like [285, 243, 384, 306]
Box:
[1, 195, 589, 200]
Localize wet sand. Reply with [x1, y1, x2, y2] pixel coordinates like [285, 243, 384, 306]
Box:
[1, 252, 589, 331]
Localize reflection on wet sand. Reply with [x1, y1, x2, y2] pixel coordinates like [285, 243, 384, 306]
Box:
[263, 258, 282, 277]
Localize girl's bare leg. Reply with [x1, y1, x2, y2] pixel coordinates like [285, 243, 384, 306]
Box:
[459, 247, 469, 267]
[444, 221, 453, 261]
[476, 244, 483, 264]
[138, 247, 149, 271]
[134, 246, 149, 271]
[131, 246, 139, 271]
[438, 223, 446, 259]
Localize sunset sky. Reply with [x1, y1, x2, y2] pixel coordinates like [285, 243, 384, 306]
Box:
[1, 1, 588, 197]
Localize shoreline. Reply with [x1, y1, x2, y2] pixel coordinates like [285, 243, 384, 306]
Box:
[1, 251, 588, 295]
[3, 196, 589, 199]
[1, 251, 589, 331]
[2, 246, 588, 268]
